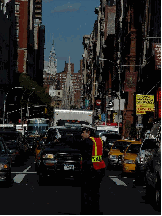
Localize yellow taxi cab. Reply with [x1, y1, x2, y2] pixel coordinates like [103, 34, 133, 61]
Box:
[108, 139, 133, 168]
[122, 141, 142, 173]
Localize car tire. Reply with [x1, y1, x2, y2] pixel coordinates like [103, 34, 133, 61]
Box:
[145, 183, 151, 202]
[107, 163, 112, 170]
[39, 173, 46, 186]
[35, 163, 38, 171]
[135, 170, 144, 186]
[5, 171, 12, 187]
[74, 174, 81, 186]
[154, 178, 161, 211]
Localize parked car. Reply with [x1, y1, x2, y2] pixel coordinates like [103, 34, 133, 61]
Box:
[0, 137, 12, 186]
[0, 131, 25, 164]
[145, 144, 161, 211]
[135, 138, 158, 184]
[37, 126, 82, 185]
[122, 141, 142, 174]
[108, 140, 132, 169]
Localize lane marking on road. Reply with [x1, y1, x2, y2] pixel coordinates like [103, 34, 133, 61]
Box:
[13, 166, 32, 183]
[109, 177, 127, 186]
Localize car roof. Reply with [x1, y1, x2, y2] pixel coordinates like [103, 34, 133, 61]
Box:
[115, 139, 132, 142]
[49, 126, 67, 129]
[128, 140, 142, 144]
[0, 130, 20, 134]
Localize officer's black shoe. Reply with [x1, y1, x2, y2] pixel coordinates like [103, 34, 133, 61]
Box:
[93, 210, 103, 215]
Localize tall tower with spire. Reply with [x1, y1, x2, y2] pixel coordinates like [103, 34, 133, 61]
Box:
[48, 34, 57, 76]
[48, 34, 58, 98]
[62, 56, 74, 109]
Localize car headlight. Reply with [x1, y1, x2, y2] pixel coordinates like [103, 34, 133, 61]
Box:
[0, 163, 9, 170]
[124, 160, 135, 164]
[42, 154, 54, 159]
[109, 155, 118, 159]
[140, 157, 144, 164]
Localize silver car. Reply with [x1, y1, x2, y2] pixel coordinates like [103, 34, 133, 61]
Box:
[135, 138, 158, 184]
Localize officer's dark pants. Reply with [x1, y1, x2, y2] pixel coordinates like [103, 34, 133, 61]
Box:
[81, 168, 105, 215]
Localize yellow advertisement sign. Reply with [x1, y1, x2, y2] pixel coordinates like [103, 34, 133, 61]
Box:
[113, 113, 117, 123]
[136, 95, 155, 114]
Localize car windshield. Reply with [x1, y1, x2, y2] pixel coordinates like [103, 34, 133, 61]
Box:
[141, 139, 157, 150]
[126, 144, 141, 154]
[0, 133, 19, 141]
[0, 141, 5, 153]
[25, 138, 35, 144]
[47, 127, 82, 144]
[5, 141, 18, 149]
[103, 134, 122, 140]
[112, 141, 131, 152]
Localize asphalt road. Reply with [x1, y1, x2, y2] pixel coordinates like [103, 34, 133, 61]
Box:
[0, 155, 160, 215]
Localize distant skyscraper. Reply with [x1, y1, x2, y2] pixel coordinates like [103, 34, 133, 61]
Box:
[48, 35, 57, 76]
[62, 56, 74, 109]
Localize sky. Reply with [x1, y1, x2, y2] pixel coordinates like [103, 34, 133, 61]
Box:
[42, 0, 100, 73]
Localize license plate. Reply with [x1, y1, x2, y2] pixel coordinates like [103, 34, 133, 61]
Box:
[64, 164, 74, 170]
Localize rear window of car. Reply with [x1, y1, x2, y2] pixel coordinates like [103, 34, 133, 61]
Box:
[112, 141, 131, 152]
[47, 127, 82, 142]
[104, 134, 122, 140]
[0, 133, 19, 141]
[127, 144, 141, 154]
[141, 139, 157, 150]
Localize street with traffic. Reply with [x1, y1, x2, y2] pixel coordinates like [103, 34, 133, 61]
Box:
[0, 155, 160, 215]
[0, 118, 161, 215]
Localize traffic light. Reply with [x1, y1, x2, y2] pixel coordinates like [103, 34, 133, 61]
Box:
[45, 107, 47, 114]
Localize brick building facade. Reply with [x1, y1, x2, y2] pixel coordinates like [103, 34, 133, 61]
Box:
[55, 61, 83, 109]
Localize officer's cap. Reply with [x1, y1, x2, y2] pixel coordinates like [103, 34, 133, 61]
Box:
[81, 124, 96, 133]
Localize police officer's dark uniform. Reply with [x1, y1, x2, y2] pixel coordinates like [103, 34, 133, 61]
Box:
[80, 125, 106, 215]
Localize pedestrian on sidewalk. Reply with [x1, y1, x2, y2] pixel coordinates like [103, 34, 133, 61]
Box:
[80, 125, 106, 215]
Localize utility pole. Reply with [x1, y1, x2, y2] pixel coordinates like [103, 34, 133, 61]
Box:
[117, 0, 123, 134]
[3, 99, 6, 125]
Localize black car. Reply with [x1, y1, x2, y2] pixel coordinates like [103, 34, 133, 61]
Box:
[0, 131, 25, 164]
[0, 137, 12, 186]
[145, 143, 161, 211]
[37, 126, 82, 185]
[135, 138, 158, 184]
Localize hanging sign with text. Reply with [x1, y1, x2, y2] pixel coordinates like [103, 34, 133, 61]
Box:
[157, 87, 161, 119]
[136, 95, 155, 114]
[152, 43, 161, 70]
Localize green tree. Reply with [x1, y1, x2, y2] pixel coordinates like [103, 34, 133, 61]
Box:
[19, 73, 52, 106]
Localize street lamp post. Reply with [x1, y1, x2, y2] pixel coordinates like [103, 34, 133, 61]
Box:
[3, 99, 6, 125]
[2, 87, 23, 124]
[27, 88, 35, 118]
[99, 57, 121, 133]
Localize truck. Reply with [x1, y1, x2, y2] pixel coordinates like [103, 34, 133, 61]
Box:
[16, 124, 27, 135]
[53, 109, 94, 126]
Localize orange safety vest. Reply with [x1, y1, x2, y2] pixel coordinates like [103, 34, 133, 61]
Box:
[89, 137, 106, 170]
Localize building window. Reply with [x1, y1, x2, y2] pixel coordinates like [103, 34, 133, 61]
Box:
[15, 16, 19, 25]
[16, 28, 19, 37]
[58, 92, 60, 95]
[15, 4, 19, 12]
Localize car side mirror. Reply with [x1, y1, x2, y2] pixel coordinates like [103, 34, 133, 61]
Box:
[1, 149, 6, 154]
